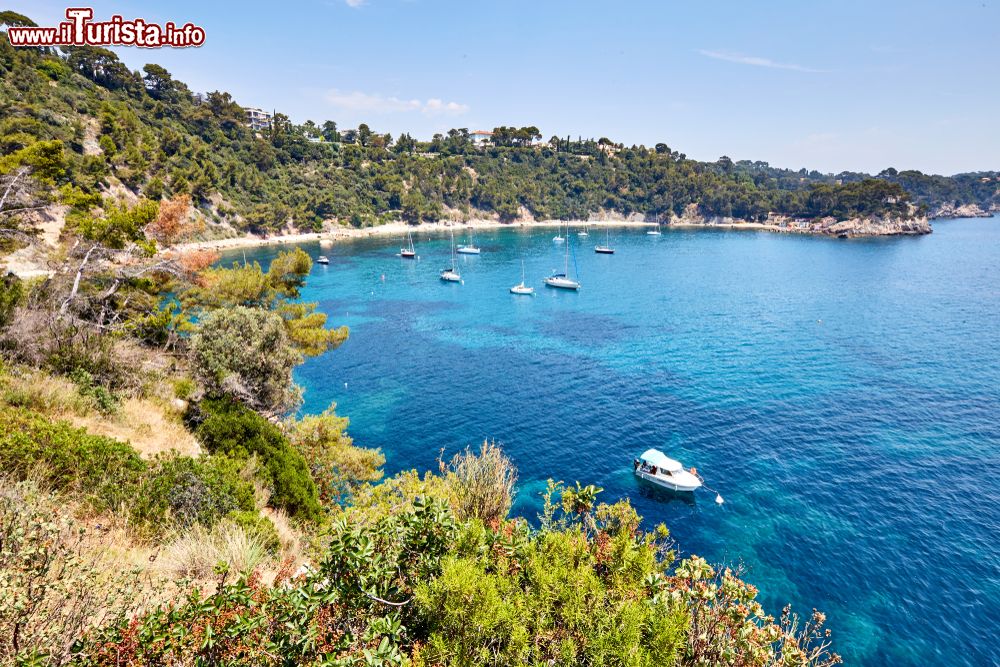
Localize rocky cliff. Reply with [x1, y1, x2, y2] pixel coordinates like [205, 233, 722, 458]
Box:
[929, 202, 994, 219]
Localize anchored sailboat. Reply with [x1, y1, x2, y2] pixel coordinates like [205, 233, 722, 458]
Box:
[457, 228, 481, 254]
[544, 230, 580, 290]
[553, 222, 565, 243]
[440, 227, 462, 283]
[595, 227, 615, 254]
[400, 231, 416, 258]
[510, 260, 534, 295]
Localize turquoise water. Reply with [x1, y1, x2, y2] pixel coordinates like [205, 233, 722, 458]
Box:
[227, 219, 1000, 665]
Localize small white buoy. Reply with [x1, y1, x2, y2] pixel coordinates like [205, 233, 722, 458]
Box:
[715, 494, 725, 505]
[344, 382, 348, 389]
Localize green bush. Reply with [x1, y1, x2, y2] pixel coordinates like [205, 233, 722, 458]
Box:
[0, 407, 145, 513]
[226, 510, 281, 555]
[0, 273, 22, 327]
[131, 454, 256, 537]
[188, 397, 321, 521]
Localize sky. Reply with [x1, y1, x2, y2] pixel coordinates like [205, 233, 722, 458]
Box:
[10, 0, 1000, 175]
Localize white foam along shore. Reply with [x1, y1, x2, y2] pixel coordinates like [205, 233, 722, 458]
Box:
[170, 219, 659, 254]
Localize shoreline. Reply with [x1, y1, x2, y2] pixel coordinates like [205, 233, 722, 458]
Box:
[171, 219, 658, 253]
[172, 214, 937, 255]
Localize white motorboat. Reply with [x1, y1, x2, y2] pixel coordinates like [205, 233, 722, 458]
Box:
[317, 255, 330, 265]
[633, 448, 703, 492]
[440, 226, 462, 283]
[510, 260, 534, 295]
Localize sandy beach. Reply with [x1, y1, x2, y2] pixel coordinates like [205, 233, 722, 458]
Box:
[171, 219, 661, 254]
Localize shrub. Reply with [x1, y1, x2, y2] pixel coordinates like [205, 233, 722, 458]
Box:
[441, 439, 517, 524]
[131, 454, 256, 537]
[69, 367, 119, 415]
[287, 405, 384, 505]
[0, 406, 145, 513]
[190, 307, 302, 415]
[0, 273, 22, 328]
[0, 479, 145, 666]
[188, 397, 321, 521]
[226, 510, 281, 555]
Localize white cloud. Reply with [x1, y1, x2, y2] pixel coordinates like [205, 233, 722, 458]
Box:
[324, 89, 469, 116]
[698, 49, 824, 73]
[344, 0, 366, 7]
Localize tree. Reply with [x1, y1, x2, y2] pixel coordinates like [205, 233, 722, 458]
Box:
[321, 120, 340, 143]
[141, 63, 180, 101]
[144, 194, 196, 246]
[65, 46, 137, 92]
[191, 306, 303, 414]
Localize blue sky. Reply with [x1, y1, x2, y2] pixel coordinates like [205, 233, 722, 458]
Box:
[11, 0, 1000, 175]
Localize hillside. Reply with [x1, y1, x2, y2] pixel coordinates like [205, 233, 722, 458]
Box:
[1, 15, 994, 246]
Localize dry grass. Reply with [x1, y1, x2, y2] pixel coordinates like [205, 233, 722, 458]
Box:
[160, 521, 270, 580]
[0, 365, 201, 458]
[71, 396, 201, 458]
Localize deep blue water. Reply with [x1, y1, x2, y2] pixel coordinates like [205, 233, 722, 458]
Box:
[225, 219, 1000, 665]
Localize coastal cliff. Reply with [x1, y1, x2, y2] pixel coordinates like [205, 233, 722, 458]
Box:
[929, 202, 994, 219]
[666, 203, 931, 237]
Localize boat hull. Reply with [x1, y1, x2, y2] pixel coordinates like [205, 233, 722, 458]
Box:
[440, 271, 461, 282]
[510, 286, 534, 295]
[544, 277, 580, 290]
[633, 469, 701, 492]
[400, 250, 415, 258]
[457, 247, 480, 255]
[595, 247, 615, 254]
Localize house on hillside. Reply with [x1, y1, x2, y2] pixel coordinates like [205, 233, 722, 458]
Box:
[470, 130, 493, 147]
[245, 107, 273, 132]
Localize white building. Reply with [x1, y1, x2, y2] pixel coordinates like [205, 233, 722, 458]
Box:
[470, 130, 493, 147]
[245, 107, 273, 132]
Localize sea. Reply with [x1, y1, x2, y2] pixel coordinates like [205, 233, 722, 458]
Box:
[223, 217, 1000, 665]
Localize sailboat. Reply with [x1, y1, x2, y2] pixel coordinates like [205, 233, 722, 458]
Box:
[544, 231, 580, 290]
[400, 231, 416, 258]
[577, 225, 589, 237]
[552, 222, 565, 243]
[440, 226, 462, 282]
[646, 219, 662, 235]
[457, 228, 480, 254]
[510, 260, 534, 295]
[595, 227, 615, 254]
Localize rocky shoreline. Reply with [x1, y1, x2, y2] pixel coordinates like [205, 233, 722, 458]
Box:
[927, 202, 996, 219]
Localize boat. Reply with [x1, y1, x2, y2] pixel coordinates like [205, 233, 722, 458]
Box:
[510, 260, 534, 295]
[440, 227, 462, 283]
[633, 448, 703, 492]
[577, 225, 589, 237]
[646, 225, 662, 236]
[544, 231, 580, 290]
[317, 255, 330, 264]
[457, 228, 481, 255]
[400, 231, 416, 258]
[595, 227, 615, 254]
[553, 222, 565, 243]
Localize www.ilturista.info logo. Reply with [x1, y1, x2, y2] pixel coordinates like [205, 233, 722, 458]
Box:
[7, 8, 205, 48]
